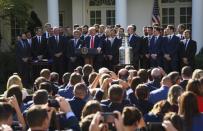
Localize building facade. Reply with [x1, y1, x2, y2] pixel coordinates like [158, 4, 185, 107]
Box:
[0, 0, 203, 53]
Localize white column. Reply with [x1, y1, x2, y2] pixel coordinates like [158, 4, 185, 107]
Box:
[47, 0, 59, 27]
[192, 0, 203, 54]
[116, 0, 127, 29]
[72, 0, 84, 26]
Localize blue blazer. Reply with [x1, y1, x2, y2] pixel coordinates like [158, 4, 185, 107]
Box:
[84, 35, 101, 48]
[129, 34, 141, 59]
[149, 36, 162, 56]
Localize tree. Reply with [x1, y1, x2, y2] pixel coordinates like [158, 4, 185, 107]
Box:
[0, 0, 31, 25]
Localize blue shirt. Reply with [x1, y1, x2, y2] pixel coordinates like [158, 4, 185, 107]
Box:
[149, 85, 169, 104]
[58, 84, 74, 99]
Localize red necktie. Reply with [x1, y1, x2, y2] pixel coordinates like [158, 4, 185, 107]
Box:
[90, 36, 94, 48]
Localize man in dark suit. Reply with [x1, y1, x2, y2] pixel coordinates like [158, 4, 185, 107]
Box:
[16, 32, 31, 87]
[48, 27, 65, 77]
[140, 26, 150, 69]
[176, 24, 186, 40]
[181, 30, 197, 69]
[149, 26, 163, 67]
[162, 25, 180, 73]
[127, 25, 141, 69]
[31, 27, 48, 60]
[103, 28, 122, 69]
[84, 27, 103, 70]
[65, 30, 84, 72]
[42, 23, 51, 39]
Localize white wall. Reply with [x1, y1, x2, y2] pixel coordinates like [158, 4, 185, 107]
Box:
[127, 0, 153, 35]
[59, 0, 72, 27]
[72, 0, 85, 26]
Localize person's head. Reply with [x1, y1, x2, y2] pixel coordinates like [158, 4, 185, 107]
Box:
[125, 65, 135, 71]
[151, 68, 162, 81]
[161, 75, 172, 87]
[110, 28, 117, 37]
[73, 83, 87, 99]
[150, 100, 171, 116]
[181, 66, 192, 80]
[82, 64, 93, 77]
[108, 84, 124, 103]
[21, 32, 27, 40]
[59, 26, 64, 35]
[177, 24, 186, 34]
[186, 79, 202, 96]
[33, 89, 49, 105]
[135, 84, 149, 100]
[163, 28, 169, 36]
[98, 67, 109, 74]
[99, 74, 111, 87]
[40, 69, 51, 80]
[105, 28, 111, 37]
[0, 102, 14, 126]
[192, 69, 203, 79]
[127, 25, 135, 35]
[82, 25, 89, 34]
[73, 24, 80, 30]
[164, 112, 184, 131]
[118, 27, 124, 37]
[153, 26, 161, 36]
[81, 100, 101, 119]
[65, 26, 73, 36]
[34, 77, 47, 91]
[88, 27, 96, 36]
[167, 25, 175, 34]
[147, 26, 153, 36]
[44, 23, 51, 31]
[143, 26, 148, 36]
[50, 72, 59, 83]
[69, 72, 82, 86]
[53, 27, 59, 36]
[183, 29, 191, 39]
[137, 69, 148, 83]
[80, 114, 94, 131]
[6, 85, 23, 106]
[93, 24, 100, 33]
[39, 82, 52, 95]
[178, 92, 199, 130]
[73, 30, 81, 39]
[168, 71, 181, 85]
[122, 106, 142, 128]
[118, 68, 129, 81]
[35, 27, 43, 36]
[167, 85, 183, 105]
[62, 72, 71, 85]
[26, 105, 50, 130]
[130, 76, 142, 92]
[26, 31, 32, 39]
[88, 72, 98, 85]
[7, 74, 23, 90]
[99, 24, 105, 33]
[75, 66, 83, 75]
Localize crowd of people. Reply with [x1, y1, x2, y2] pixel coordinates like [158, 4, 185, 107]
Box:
[0, 23, 201, 131]
[15, 23, 197, 87]
[0, 64, 203, 130]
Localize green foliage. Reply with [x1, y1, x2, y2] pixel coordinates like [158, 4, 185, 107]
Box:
[0, 0, 32, 25]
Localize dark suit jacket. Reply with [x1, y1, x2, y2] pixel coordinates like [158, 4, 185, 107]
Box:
[149, 36, 162, 56]
[31, 36, 48, 59]
[103, 37, 122, 65]
[68, 97, 86, 121]
[48, 35, 65, 59]
[16, 39, 31, 61]
[66, 38, 83, 58]
[181, 39, 197, 67]
[140, 36, 149, 56]
[84, 35, 101, 48]
[129, 34, 141, 61]
[162, 35, 180, 59]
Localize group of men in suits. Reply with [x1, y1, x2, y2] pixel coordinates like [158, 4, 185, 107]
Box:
[16, 23, 197, 86]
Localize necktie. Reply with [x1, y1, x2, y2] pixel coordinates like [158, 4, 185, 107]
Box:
[74, 38, 77, 47]
[154, 37, 157, 44]
[185, 39, 188, 50]
[56, 36, 59, 44]
[90, 36, 94, 48]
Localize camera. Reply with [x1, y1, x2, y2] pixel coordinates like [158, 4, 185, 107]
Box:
[101, 112, 118, 123]
[48, 99, 60, 108]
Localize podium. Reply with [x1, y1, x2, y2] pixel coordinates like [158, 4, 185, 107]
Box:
[75, 47, 99, 65]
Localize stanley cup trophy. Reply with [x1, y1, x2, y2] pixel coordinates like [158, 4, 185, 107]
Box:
[119, 33, 133, 65]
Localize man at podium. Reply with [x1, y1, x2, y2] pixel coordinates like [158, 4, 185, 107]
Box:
[83, 27, 103, 70]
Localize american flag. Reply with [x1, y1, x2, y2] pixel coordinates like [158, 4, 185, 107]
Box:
[152, 0, 161, 25]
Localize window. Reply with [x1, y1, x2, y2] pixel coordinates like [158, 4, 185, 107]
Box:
[106, 10, 115, 26]
[180, 7, 192, 29]
[162, 8, 175, 28]
[90, 10, 101, 25]
[161, 0, 191, 3]
[11, 17, 25, 42]
[89, 0, 115, 6]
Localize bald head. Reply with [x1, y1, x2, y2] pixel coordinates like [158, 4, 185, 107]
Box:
[151, 68, 162, 78]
